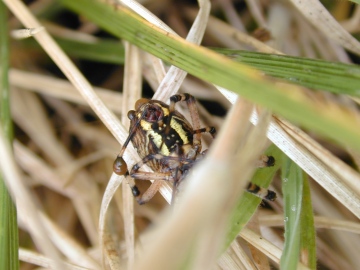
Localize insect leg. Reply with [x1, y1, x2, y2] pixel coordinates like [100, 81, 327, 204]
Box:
[193, 126, 216, 138]
[137, 181, 164, 205]
[130, 153, 188, 181]
[247, 155, 276, 200]
[246, 183, 277, 201]
[170, 93, 202, 151]
[113, 156, 141, 200]
[254, 155, 275, 168]
[114, 154, 175, 204]
[130, 154, 194, 204]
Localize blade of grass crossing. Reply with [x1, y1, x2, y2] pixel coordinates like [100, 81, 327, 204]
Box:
[281, 157, 303, 269]
[21, 35, 360, 97]
[0, 2, 19, 270]
[218, 49, 360, 97]
[300, 174, 316, 269]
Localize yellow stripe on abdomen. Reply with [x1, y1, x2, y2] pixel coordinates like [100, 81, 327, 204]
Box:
[170, 118, 189, 144]
[146, 130, 170, 156]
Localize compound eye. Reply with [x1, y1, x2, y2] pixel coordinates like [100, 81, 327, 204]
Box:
[127, 110, 136, 120]
[113, 156, 128, 175]
[135, 98, 150, 111]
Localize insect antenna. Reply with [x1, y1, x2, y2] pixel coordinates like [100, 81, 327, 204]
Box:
[113, 106, 153, 201]
[117, 105, 150, 157]
[114, 106, 150, 175]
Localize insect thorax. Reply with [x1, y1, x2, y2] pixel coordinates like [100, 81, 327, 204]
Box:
[128, 100, 195, 172]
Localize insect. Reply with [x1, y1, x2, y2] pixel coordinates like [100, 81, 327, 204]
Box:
[113, 93, 276, 204]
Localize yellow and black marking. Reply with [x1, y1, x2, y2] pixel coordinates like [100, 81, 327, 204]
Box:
[113, 93, 276, 204]
[113, 94, 207, 203]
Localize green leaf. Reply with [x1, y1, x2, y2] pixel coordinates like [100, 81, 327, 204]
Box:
[217, 49, 360, 97]
[300, 174, 317, 269]
[281, 157, 303, 269]
[0, 2, 19, 270]
[21, 37, 125, 64]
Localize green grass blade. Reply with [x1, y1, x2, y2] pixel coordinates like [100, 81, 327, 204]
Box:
[281, 157, 303, 269]
[0, 2, 19, 270]
[60, 0, 360, 154]
[21, 37, 125, 64]
[21, 35, 360, 97]
[218, 49, 360, 97]
[300, 174, 316, 269]
[225, 144, 282, 248]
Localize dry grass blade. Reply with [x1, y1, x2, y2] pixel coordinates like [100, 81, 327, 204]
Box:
[27, 213, 100, 269]
[218, 241, 257, 270]
[19, 248, 92, 270]
[9, 69, 123, 114]
[290, 0, 360, 55]
[185, 7, 282, 54]
[260, 214, 360, 234]
[98, 172, 124, 267]
[119, 42, 141, 268]
[0, 126, 64, 269]
[341, 5, 360, 33]
[278, 119, 360, 196]
[3, 0, 129, 145]
[10, 26, 44, 39]
[152, 1, 210, 101]
[239, 228, 309, 270]
[247, 212, 271, 270]
[14, 141, 70, 196]
[118, 0, 176, 34]
[12, 89, 100, 244]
